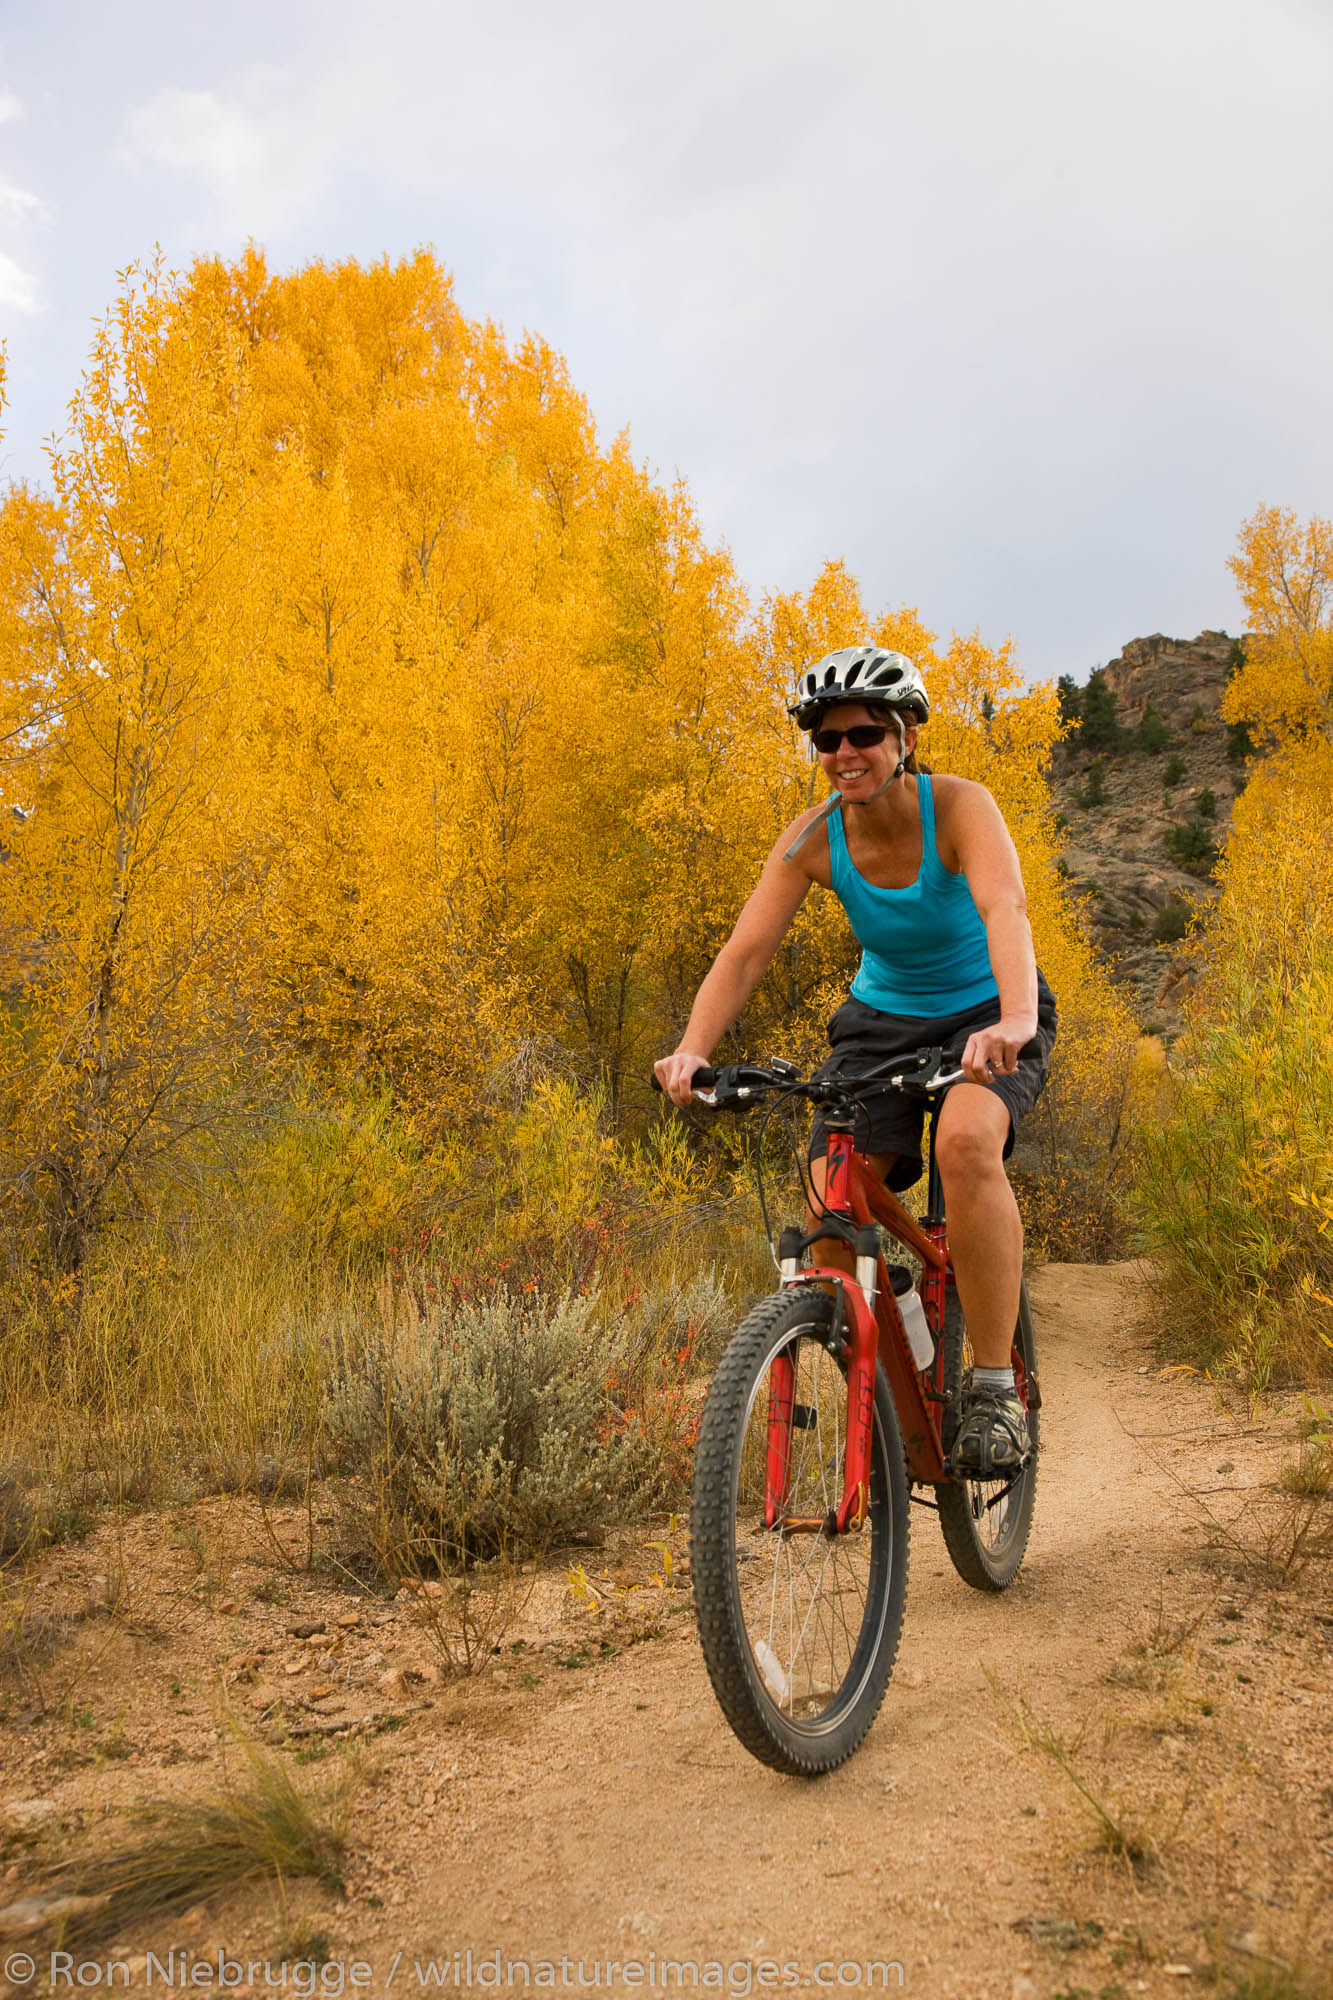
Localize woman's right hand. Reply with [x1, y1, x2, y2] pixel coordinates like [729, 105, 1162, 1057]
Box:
[654, 1050, 711, 1106]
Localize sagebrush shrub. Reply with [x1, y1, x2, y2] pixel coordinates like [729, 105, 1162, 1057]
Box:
[323, 1279, 703, 1574]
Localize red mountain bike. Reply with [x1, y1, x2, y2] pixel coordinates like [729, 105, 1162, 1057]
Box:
[667, 1045, 1040, 1776]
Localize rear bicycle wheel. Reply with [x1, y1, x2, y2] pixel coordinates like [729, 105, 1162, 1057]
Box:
[935, 1277, 1039, 1591]
[690, 1288, 909, 1776]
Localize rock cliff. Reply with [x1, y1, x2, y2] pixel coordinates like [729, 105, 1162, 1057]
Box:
[1099, 629, 1236, 730]
[1049, 630, 1250, 1035]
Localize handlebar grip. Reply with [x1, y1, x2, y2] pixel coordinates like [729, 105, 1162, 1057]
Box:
[651, 1066, 719, 1094]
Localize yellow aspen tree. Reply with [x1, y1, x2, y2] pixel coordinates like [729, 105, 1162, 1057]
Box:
[1226, 505, 1333, 750]
[0, 264, 268, 1271]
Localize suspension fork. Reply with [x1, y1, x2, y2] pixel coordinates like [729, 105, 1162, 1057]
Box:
[763, 1347, 796, 1529]
[920, 1104, 953, 1406]
[764, 1129, 876, 1533]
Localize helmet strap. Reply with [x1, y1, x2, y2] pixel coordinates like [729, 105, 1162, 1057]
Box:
[782, 714, 909, 863]
[862, 711, 908, 798]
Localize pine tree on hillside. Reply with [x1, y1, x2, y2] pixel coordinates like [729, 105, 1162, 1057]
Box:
[1056, 675, 1083, 728]
[1080, 669, 1124, 752]
[1137, 702, 1171, 753]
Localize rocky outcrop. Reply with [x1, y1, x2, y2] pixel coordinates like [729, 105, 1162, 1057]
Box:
[1051, 630, 1250, 1037]
[1098, 629, 1241, 731]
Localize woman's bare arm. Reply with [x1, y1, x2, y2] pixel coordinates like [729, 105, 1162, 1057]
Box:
[946, 783, 1039, 1083]
[653, 813, 823, 1104]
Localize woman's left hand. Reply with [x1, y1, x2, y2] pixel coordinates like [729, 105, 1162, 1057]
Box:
[960, 1018, 1037, 1085]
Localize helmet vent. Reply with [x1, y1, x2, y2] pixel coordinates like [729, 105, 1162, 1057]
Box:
[844, 660, 864, 686]
[822, 663, 836, 686]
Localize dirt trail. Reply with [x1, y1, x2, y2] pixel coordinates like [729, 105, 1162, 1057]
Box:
[2, 1263, 1330, 2000]
[351, 1262, 1332, 1997]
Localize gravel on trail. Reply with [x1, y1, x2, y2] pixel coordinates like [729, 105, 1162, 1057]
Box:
[1, 1262, 1329, 2000]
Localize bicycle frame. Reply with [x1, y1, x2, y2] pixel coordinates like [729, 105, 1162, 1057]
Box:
[767, 1115, 954, 1534]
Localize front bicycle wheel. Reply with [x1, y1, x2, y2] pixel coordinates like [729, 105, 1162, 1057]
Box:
[935, 1277, 1040, 1591]
[690, 1288, 909, 1776]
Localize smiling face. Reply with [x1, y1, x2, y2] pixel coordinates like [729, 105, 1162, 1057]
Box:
[813, 701, 919, 799]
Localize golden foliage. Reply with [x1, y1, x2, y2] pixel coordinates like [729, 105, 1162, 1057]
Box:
[1136, 507, 1333, 1382]
[0, 249, 1128, 1277]
[1225, 504, 1333, 748]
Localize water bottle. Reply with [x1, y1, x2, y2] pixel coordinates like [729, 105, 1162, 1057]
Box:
[889, 1265, 934, 1370]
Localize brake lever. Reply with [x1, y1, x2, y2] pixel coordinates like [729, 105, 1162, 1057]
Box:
[886, 1057, 965, 1094]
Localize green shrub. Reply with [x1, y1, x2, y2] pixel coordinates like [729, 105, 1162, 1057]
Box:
[1132, 754, 1333, 1388]
[1196, 787, 1217, 818]
[1164, 819, 1217, 873]
[1228, 718, 1254, 762]
[323, 1276, 715, 1573]
[1163, 754, 1186, 788]
[1151, 900, 1190, 943]
[1132, 961, 1333, 1385]
[1076, 759, 1108, 807]
[1137, 703, 1172, 753]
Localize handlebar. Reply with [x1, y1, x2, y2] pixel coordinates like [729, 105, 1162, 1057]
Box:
[652, 1038, 1043, 1115]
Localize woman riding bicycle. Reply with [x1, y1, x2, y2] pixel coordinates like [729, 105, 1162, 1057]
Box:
[654, 645, 1057, 1481]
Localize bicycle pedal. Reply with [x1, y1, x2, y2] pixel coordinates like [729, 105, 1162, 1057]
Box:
[944, 1447, 1033, 1483]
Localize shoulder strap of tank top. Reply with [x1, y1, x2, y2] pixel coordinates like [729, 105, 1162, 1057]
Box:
[916, 772, 939, 864]
[918, 772, 966, 880]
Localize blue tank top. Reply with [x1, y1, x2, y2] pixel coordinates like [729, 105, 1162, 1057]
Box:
[827, 774, 998, 1015]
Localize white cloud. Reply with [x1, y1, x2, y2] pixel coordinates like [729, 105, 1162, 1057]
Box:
[14, 0, 1329, 670]
[0, 249, 39, 313]
[0, 174, 46, 219]
[118, 81, 334, 238]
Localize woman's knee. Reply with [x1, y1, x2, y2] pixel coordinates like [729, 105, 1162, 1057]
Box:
[935, 1113, 1007, 1185]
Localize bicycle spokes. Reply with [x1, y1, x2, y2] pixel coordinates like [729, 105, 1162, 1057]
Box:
[738, 1331, 887, 1723]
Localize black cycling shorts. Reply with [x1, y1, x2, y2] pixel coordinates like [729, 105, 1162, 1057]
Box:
[808, 972, 1058, 1191]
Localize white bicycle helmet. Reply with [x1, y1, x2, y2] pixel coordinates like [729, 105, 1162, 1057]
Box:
[788, 645, 929, 730]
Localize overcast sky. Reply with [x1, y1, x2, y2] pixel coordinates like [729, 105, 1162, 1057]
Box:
[1, 0, 1330, 680]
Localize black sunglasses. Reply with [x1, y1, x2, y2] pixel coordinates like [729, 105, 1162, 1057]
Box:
[811, 723, 889, 754]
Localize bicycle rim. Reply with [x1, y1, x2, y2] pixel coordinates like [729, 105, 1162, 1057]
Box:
[692, 1290, 909, 1774]
[936, 1280, 1039, 1590]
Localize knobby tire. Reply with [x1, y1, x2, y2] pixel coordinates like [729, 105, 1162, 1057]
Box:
[935, 1276, 1040, 1591]
[690, 1288, 910, 1776]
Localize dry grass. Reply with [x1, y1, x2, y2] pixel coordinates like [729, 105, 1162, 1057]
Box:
[1112, 1389, 1333, 1588]
[1221, 1951, 1333, 2000]
[394, 1557, 536, 1677]
[42, 1714, 355, 1945]
[1206, 1480, 1333, 1587]
[988, 1670, 1202, 1872]
[1106, 1587, 1209, 1694]
[0, 1206, 744, 1604]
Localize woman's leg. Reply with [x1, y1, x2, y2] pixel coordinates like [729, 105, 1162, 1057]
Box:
[934, 1083, 1021, 1368]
